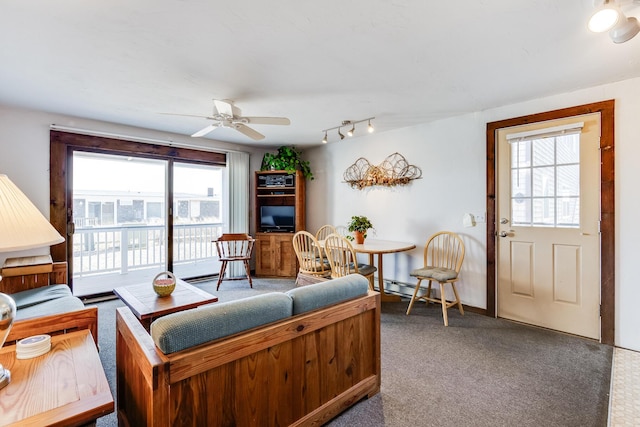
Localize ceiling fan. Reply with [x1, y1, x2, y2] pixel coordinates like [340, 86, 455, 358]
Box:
[169, 99, 290, 140]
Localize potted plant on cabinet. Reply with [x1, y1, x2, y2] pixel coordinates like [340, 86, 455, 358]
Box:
[347, 215, 374, 244]
[260, 146, 314, 180]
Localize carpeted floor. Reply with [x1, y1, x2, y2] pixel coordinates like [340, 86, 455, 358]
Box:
[95, 278, 612, 427]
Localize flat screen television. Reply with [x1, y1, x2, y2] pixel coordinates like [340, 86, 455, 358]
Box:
[260, 205, 295, 232]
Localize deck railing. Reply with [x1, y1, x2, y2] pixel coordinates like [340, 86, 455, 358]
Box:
[72, 223, 224, 278]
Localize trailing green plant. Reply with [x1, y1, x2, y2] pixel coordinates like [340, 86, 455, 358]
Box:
[260, 146, 313, 180]
[346, 215, 374, 240]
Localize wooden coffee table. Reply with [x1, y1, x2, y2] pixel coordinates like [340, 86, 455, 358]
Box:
[0, 329, 114, 426]
[113, 279, 218, 330]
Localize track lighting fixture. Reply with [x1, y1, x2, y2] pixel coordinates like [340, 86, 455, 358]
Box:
[321, 117, 375, 143]
[588, 0, 640, 43]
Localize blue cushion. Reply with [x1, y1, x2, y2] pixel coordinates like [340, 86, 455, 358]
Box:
[151, 292, 293, 354]
[410, 266, 458, 282]
[15, 295, 85, 321]
[11, 284, 73, 309]
[286, 274, 370, 315]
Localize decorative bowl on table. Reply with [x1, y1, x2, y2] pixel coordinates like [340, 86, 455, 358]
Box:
[152, 271, 176, 297]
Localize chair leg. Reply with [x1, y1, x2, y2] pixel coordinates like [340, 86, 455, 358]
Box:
[244, 260, 253, 288]
[406, 278, 423, 315]
[426, 280, 433, 302]
[451, 283, 464, 315]
[440, 282, 449, 326]
[367, 274, 374, 291]
[217, 261, 228, 291]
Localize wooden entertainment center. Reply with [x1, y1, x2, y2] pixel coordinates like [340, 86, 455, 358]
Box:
[254, 170, 305, 277]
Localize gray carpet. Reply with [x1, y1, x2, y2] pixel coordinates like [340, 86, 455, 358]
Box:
[95, 278, 612, 427]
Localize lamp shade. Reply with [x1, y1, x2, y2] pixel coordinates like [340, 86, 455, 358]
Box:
[0, 174, 65, 252]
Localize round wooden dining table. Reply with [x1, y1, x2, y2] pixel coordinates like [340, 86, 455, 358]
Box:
[350, 239, 416, 301]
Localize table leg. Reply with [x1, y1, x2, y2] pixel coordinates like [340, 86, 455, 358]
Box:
[375, 253, 401, 302]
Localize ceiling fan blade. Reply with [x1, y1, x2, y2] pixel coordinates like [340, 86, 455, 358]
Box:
[234, 124, 265, 140]
[213, 99, 234, 117]
[191, 124, 218, 138]
[245, 117, 291, 126]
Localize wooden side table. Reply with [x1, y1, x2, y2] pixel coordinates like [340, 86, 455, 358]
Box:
[113, 279, 219, 331]
[0, 329, 114, 426]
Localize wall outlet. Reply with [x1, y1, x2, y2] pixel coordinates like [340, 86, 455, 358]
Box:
[475, 212, 486, 223]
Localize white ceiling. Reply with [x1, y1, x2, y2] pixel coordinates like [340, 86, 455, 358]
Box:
[2, 0, 640, 147]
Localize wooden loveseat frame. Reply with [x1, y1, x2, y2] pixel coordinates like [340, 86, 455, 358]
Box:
[1, 261, 98, 345]
[116, 288, 381, 426]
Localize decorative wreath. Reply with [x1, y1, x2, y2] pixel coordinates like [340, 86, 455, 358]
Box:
[343, 153, 422, 189]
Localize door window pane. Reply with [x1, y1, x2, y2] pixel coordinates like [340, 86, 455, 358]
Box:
[533, 166, 555, 197]
[557, 134, 580, 164]
[511, 133, 580, 228]
[557, 165, 579, 197]
[532, 138, 554, 166]
[533, 198, 555, 225]
[512, 198, 531, 224]
[511, 139, 532, 168]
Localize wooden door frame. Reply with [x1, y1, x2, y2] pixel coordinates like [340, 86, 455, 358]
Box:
[486, 100, 615, 345]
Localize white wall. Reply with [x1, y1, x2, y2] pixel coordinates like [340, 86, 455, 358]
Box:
[0, 105, 269, 264]
[306, 76, 640, 352]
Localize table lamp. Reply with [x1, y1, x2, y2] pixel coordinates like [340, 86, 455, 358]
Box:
[0, 174, 65, 390]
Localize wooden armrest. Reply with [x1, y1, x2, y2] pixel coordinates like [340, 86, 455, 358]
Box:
[6, 306, 98, 346]
[0, 261, 68, 293]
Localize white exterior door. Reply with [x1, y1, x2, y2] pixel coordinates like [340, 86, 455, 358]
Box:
[496, 113, 601, 339]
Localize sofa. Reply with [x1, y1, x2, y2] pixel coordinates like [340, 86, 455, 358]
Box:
[116, 274, 381, 427]
[1, 261, 98, 345]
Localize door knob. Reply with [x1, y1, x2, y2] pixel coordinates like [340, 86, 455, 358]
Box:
[500, 218, 509, 224]
[499, 231, 510, 237]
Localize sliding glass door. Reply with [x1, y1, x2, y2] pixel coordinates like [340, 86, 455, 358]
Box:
[172, 162, 224, 279]
[71, 152, 225, 297]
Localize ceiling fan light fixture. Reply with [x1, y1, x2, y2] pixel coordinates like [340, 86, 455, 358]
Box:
[610, 16, 640, 43]
[588, 1, 621, 33]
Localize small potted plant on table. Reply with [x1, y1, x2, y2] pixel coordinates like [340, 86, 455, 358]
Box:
[347, 215, 373, 244]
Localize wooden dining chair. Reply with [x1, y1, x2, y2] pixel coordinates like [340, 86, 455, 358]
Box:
[323, 233, 376, 289]
[213, 233, 255, 291]
[314, 224, 337, 261]
[335, 225, 349, 237]
[406, 231, 465, 326]
[315, 224, 337, 242]
[292, 231, 331, 285]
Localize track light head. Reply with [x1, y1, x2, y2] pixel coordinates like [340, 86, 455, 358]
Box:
[368, 120, 374, 133]
[322, 131, 328, 144]
[610, 16, 640, 43]
[348, 124, 355, 137]
[338, 128, 345, 140]
[589, 0, 620, 33]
